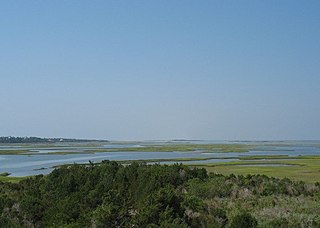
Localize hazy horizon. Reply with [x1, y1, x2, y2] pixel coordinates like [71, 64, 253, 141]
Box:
[1, 1, 319, 141]
[1, 136, 319, 143]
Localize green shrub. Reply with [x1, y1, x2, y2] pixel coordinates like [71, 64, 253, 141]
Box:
[230, 211, 257, 228]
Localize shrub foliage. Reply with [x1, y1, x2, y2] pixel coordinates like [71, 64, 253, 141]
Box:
[0, 161, 319, 227]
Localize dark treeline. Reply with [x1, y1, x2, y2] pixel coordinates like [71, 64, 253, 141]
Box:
[0, 161, 319, 227]
[0, 136, 107, 143]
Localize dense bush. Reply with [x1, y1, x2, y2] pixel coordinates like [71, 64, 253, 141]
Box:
[0, 161, 319, 227]
[230, 212, 257, 228]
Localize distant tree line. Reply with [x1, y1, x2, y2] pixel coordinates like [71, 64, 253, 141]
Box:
[0, 136, 107, 143]
[0, 161, 319, 227]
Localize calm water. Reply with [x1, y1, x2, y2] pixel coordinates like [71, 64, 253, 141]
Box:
[0, 141, 319, 176]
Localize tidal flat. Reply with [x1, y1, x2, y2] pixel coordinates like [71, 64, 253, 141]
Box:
[0, 142, 253, 155]
[0, 140, 319, 182]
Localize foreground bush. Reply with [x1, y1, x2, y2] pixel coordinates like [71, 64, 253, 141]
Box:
[0, 161, 319, 227]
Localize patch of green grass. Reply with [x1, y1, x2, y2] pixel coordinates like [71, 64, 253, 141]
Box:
[191, 156, 320, 183]
[0, 150, 31, 155]
[0, 176, 26, 183]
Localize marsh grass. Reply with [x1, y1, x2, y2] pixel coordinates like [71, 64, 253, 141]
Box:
[192, 156, 320, 183]
[0, 175, 26, 183]
[0, 143, 253, 155]
[0, 150, 32, 155]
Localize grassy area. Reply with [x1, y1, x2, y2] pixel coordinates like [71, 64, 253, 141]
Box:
[0, 150, 33, 155]
[192, 156, 320, 183]
[0, 172, 26, 183]
[0, 175, 26, 183]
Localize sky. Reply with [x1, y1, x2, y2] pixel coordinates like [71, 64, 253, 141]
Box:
[0, 1, 319, 140]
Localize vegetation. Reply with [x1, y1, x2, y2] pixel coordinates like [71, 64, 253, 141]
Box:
[99, 144, 252, 153]
[0, 143, 254, 157]
[192, 156, 320, 183]
[0, 175, 25, 183]
[0, 150, 32, 155]
[0, 161, 319, 227]
[0, 142, 253, 155]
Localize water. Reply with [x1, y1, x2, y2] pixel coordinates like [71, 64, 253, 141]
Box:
[0, 141, 319, 177]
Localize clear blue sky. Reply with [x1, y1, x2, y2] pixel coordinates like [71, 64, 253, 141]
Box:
[1, 1, 319, 140]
